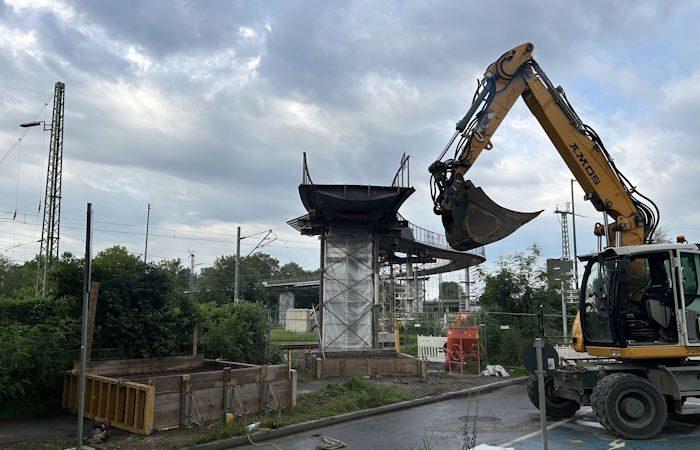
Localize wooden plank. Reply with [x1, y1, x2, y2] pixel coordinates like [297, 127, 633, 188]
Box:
[106, 384, 115, 421]
[76, 355, 205, 375]
[97, 381, 106, 418]
[192, 326, 198, 356]
[190, 371, 226, 391]
[144, 386, 155, 435]
[83, 378, 92, 415]
[180, 375, 190, 427]
[290, 370, 297, 407]
[266, 365, 290, 381]
[189, 388, 225, 421]
[90, 379, 100, 416]
[203, 360, 255, 371]
[153, 392, 181, 430]
[319, 360, 340, 378]
[230, 367, 260, 386]
[152, 375, 181, 394]
[85, 282, 99, 362]
[116, 386, 126, 424]
[259, 365, 268, 412]
[342, 360, 368, 376]
[269, 379, 290, 408]
[136, 389, 145, 430]
[124, 387, 134, 427]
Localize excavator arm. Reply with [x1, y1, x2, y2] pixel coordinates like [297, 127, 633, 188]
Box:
[430, 43, 658, 251]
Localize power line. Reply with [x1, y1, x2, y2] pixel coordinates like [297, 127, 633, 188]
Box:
[0, 91, 54, 167]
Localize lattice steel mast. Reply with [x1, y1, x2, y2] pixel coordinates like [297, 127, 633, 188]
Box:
[554, 203, 571, 260]
[36, 82, 65, 297]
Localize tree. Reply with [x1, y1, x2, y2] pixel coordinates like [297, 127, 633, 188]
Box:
[198, 302, 281, 364]
[440, 281, 464, 300]
[475, 245, 563, 366]
[650, 226, 674, 244]
[197, 252, 281, 305]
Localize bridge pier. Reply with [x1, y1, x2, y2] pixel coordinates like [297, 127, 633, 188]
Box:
[278, 290, 295, 327]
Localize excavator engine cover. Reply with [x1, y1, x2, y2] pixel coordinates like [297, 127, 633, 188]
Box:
[443, 182, 542, 251]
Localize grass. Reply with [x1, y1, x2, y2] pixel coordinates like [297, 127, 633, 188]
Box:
[269, 329, 317, 342]
[179, 375, 414, 448]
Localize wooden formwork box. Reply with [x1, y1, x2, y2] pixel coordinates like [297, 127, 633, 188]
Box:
[62, 355, 297, 435]
[313, 353, 426, 379]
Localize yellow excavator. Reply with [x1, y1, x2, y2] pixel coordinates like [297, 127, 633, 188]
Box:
[430, 43, 700, 439]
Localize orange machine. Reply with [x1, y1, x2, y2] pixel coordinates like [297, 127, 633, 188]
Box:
[444, 313, 482, 374]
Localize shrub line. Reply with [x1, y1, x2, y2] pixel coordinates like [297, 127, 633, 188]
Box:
[185, 376, 526, 450]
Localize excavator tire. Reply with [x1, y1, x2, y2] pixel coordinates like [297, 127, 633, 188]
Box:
[526, 374, 580, 418]
[593, 373, 666, 440]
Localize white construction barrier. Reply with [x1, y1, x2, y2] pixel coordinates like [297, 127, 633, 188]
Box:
[417, 335, 447, 363]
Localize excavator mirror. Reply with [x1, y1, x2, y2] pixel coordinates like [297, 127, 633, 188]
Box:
[616, 259, 631, 284]
[443, 181, 542, 251]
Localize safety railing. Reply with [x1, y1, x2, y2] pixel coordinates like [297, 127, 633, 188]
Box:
[397, 213, 486, 257]
[263, 274, 321, 287]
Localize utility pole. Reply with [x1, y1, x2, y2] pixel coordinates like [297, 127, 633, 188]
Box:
[144, 204, 151, 263]
[189, 251, 195, 302]
[35, 81, 65, 297]
[571, 179, 579, 292]
[554, 203, 571, 260]
[554, 203, 574, 337]
[464, 267, 471, 311]
[234, 227, 241, 303]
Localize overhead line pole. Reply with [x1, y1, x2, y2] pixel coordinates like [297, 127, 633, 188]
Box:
[234, 227, 241, 303]
[144, 204, 150, 263]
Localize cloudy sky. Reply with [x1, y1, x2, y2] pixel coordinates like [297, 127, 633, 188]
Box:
[1, 0, 699, 281]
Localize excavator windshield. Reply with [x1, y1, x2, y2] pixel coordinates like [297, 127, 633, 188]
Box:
[582, 258, 615, 344]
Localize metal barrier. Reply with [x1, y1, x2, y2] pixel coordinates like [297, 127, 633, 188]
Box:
[69, 347, 128, 362]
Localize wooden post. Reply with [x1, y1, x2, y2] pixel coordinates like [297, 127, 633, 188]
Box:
[259, 365, 268, 412]
[192, 327, 198, 356]
[180, 375, 191, 427]
[85, 282, 100, 362]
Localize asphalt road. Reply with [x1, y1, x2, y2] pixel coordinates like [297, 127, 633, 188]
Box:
[235, 383, 700, 450]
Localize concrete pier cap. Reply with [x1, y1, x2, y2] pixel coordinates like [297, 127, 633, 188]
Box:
[288, 153, 486, 353]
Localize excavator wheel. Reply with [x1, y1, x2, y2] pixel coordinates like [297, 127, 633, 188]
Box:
[593, 373, 666, 440]
[526, 375, 580, 418]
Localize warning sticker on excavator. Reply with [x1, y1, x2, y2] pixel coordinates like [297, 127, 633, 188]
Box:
[477, 109, 495, 134]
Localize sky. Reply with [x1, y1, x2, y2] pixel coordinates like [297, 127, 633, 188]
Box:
[1, 0, 700, 290]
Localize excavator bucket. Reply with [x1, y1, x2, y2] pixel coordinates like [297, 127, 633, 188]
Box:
[443, 181, 543, 251]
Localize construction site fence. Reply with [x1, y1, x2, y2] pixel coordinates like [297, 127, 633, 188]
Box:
[69, 347, 129, 362]
[481, 310, 576, 368]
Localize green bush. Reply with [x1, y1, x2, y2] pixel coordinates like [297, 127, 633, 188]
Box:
[199, 302, 282, 364]
[0, 320, 77, 420]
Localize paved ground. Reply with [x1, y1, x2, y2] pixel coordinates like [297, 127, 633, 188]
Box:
[235, 384, 700, 450]
[0, 414, 93, 447]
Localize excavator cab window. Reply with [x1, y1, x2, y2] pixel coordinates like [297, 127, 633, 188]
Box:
[582, 259, 615, 344]
[680, 252, 700, 343]
[617, 252, 677, 344]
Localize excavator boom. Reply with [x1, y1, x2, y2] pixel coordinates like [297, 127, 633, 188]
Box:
[430, 43, 658, 250]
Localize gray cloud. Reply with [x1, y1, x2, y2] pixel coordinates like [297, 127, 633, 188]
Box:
[0, 0, 698, 273]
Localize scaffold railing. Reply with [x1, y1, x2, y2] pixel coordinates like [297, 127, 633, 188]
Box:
[397, 213, 485, 257]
